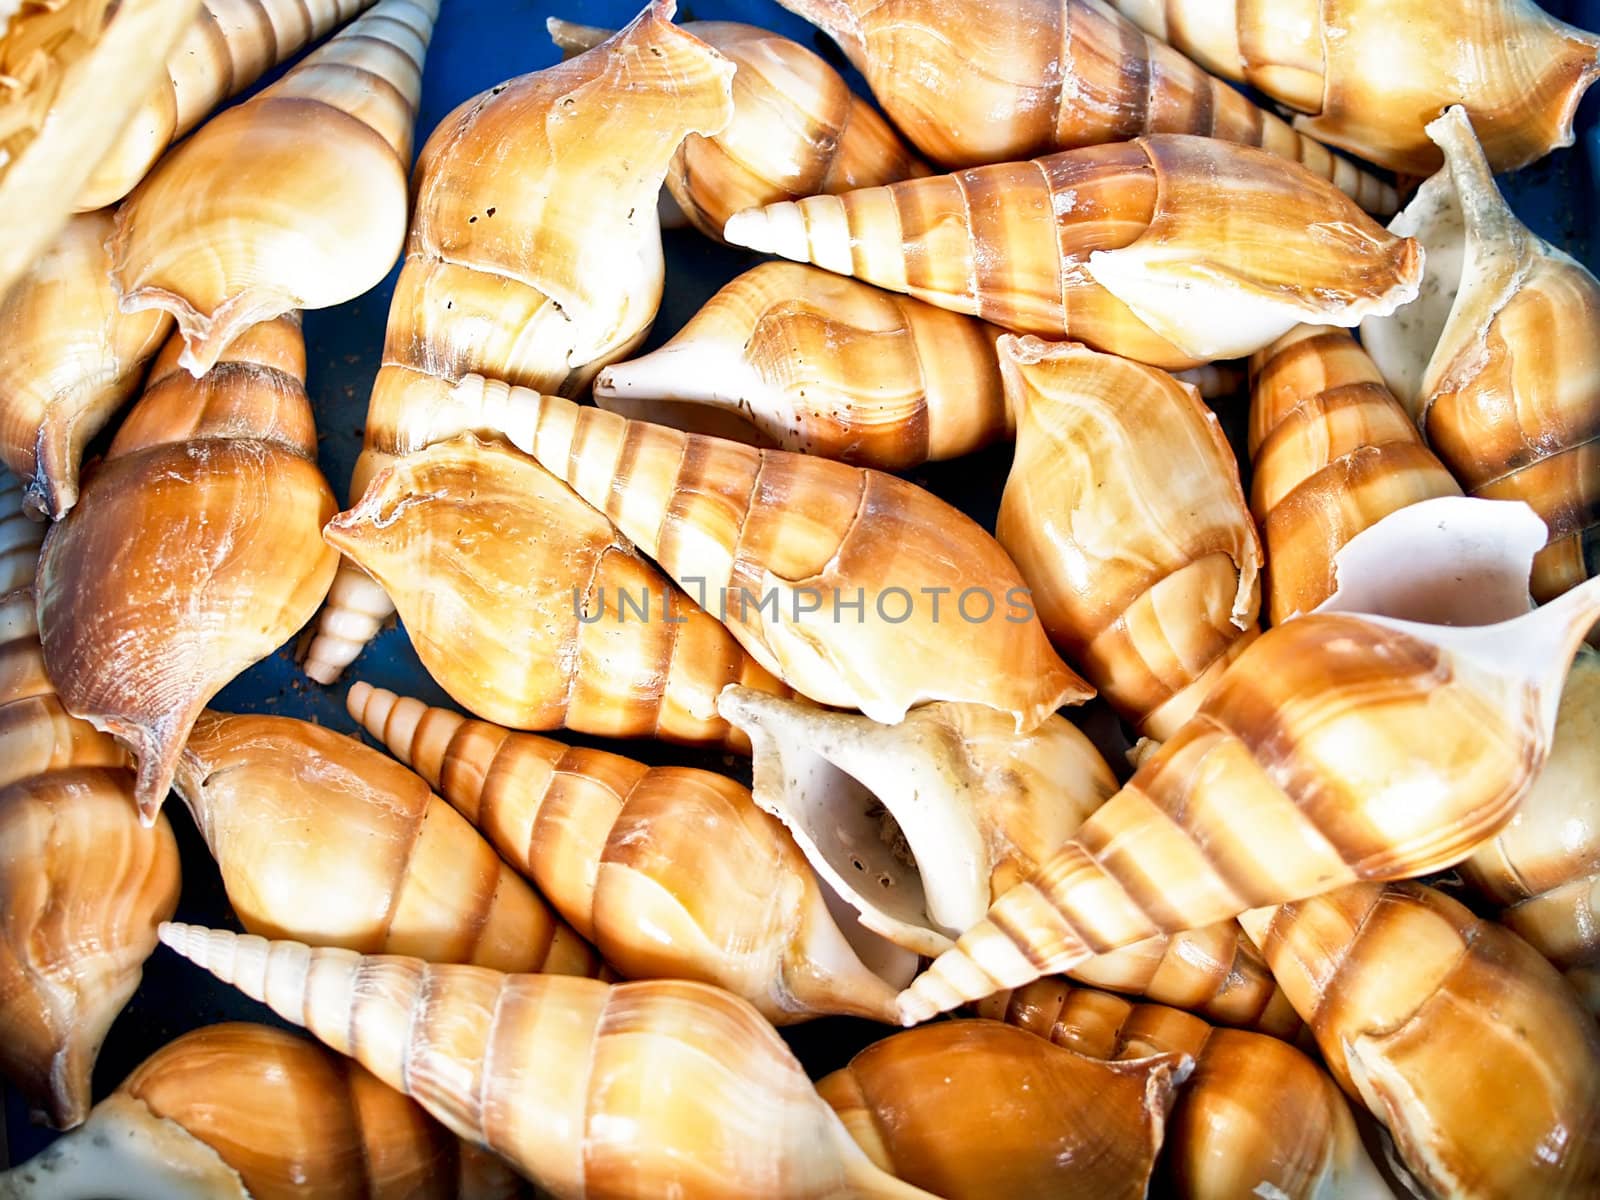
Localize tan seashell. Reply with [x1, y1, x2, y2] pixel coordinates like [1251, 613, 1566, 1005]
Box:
[716, 686, 1296, 1028]
[108, 0, 437, 376]
[460, 378, 1092, 728]
[980, 980, 1394, 1199]
[76, 0, 378, 211]
[547, 17, 930, 242]
[174, 709, 605, 977]
[995, 336, 1261, 740]
[159, 924, 939, 1199]
[1247, 325, 1463, 624]
[775, 0, 1394, 210]
[323, 434, 787, 751]
[346, 683, 915, 1023]
[816, 1019, 1184, 1199]
[0, 211, 172, 519]
[0, 0, 201, 299]
[1104, 0, 1600, 173]
[1363, 106, 1600, 602]
[596, 262, 1014, 469]
[300, 0, 737, 685]
[36, 315, 339, 822]
[1243, 880, 1600, 1197]
[724, 135, 1423, 369]
[0, 1022, 533, 1198]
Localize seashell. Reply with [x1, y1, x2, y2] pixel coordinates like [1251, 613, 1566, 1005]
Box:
[980, 980, 1394, 1199]
[300, 0, 737, 685]
[77, 0, 379, 212]
[1242, 880, 1600, 1197]
[816, 1019, 1183, 1199]
[173, 709, 606, 977]
[774, 0, 1395, 211]
[1247, 325, 1462, 624]
[159, 924, 939, 1199]
[459, 378, 1091, 728]
[595, 263, 1014, 469]
[546, 17, 930, 243]
[1362, 106, 1600, 602]
[0, 1022, 533, 1198]
[716, 685, 1296, 1028]
[347, 683, 915, 1023]
[724, 135, 1423, 370]
[108, 0, 437, 376]
[1460, 647, 1600, 1009]
[994, 335, 1262, 741]
[0, 210, 172, 519]
[1101, 0, 1600, 174]
[323, 434, 788, 752]
[0, 469, 42, 591]
[893, 559, 1600, 1020]
[37, 315, 339, 822]
[0, 0, 200, 299]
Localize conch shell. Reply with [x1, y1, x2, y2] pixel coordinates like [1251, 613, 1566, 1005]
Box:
[0, 0, 200, 298]
[77, 0, 379, 211]
[980, 980, 1394, 1199]
[816, 1019, 1184, 1199]
[724, 134, 1423, 369]
[174, 709, 605, 977]
[1362, 106, 1600, 602]
[0, 1022, 533, 1198]
[894, 527, 1600, 1020]
[36, 315, 339, 822]
[0, 469, 180, 1130]
[160, 925, 938, 1199]
[546, 16, 929, 242]
[108, 0, 437, 375]
[347, 683, 915, 1023]
[995, 336, 1261, 741]
[596, 262, 1014, 469]
[1248, 325, 1462, 624]
[0, 210, 172, 519]
[1101, 0, 1600, 173]
[716, 686, 1298, 1032]
[300, 0, 736, 684]
[323, 434, 788, 751]
[1243, 880, 1600, 1197]
[460, 379, 1091, 728]
[775, 0, 1394, 210]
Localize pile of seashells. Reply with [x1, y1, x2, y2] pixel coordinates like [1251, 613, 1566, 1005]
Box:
[0, 0, 1597, 1195]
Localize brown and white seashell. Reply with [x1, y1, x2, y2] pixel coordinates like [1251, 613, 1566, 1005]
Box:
[36, 315, 339, 822]
[159, 924, 938, 1199]
[108, 0, 437, 376]
[724, 134, 1423, 369]
[173, 709, 605, 977]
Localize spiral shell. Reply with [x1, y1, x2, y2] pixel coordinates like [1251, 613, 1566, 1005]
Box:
[775, 0, 1394, 210]
[1363, 106, 1600, 602]
[1247, 325, 1463, 624]
[1243, 881, 1600, 1197]
[0, 211, 173, 519]
[76, 0, 377, 211]
[995, 336, 1261, 740]
[108, 0, 436, 375]
[160, 925, 937, 1199]
[1103, 0, 1600, 173]
[323, 434, 787, 751]
[300, 0, 737, 685]
[347, 682, 914, 1024]
[37, 315, 339, 822]
[816, 1019, 1183, 1199]
[724, 134, 1422, 369]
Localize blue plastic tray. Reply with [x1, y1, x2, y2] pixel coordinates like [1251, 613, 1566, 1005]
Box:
[6, 0, 1598, 1170]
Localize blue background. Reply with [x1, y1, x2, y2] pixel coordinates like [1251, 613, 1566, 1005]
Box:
[5, 0, 1599, 1168]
